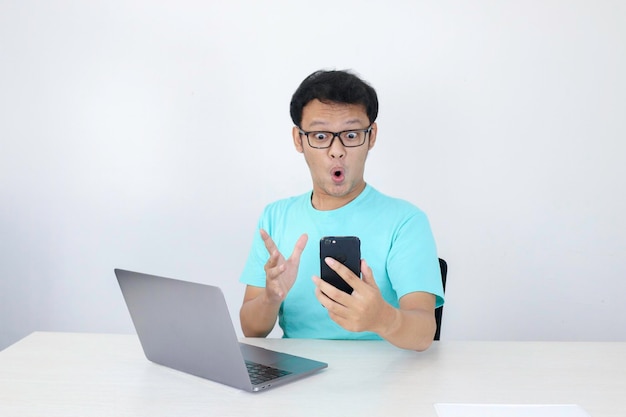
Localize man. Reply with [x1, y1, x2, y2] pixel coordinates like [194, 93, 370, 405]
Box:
[239, 70, 444, 351]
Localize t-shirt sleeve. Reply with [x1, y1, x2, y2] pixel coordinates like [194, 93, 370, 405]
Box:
[387, 210, 445, 308]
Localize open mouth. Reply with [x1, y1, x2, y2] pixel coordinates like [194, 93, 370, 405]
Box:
[331, 168, 345, 183]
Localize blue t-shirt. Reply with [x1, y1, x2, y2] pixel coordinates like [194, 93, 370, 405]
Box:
[240, 184, 444, 340]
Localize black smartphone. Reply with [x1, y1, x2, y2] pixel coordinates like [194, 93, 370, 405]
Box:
[320, 236, 361, 294]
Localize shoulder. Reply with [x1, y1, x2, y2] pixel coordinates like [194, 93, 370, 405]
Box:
[263, 191, 309, 210]
[365, 185, 427, 219]
[259, 191, 311, 220]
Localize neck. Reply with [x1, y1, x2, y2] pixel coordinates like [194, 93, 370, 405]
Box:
[311, 182, 366, 211]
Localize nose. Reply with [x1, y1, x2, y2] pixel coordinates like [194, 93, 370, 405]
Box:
[328, 135, 345, 159]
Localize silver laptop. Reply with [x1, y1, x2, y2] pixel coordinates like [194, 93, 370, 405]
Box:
[115, 269, 327, 392]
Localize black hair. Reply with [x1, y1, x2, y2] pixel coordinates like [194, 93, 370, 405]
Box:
[289, 70, 379, 127]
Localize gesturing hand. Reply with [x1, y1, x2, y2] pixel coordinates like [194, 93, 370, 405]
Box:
[261, 229, 308, 303]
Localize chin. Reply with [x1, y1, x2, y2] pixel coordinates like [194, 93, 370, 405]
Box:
[328, 185, 355, 199]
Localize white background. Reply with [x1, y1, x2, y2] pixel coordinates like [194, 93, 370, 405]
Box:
[1, 0, 625, 350]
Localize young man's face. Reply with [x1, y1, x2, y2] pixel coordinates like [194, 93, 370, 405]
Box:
[292, 99, 377, 211]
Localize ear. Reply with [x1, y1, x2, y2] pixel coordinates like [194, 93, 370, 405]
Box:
[367, 122, 377, 150]
[293, 126, 304, 153]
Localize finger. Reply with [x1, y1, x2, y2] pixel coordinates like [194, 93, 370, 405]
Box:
[324, 257, 362, 289]
[313, 274, 350, 307]
[316, 288, 350, 323]
[312, 276, 330, 303]
[260, 229, 279, 255]
[264, 249, 281, 271]
[261, 230, 287, 275]
[289, 234, 308, 263]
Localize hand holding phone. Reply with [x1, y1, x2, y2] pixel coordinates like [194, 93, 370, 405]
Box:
[320, 236, 361, 294]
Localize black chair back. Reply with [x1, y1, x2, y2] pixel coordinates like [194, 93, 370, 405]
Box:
[434, 258, 447, 340]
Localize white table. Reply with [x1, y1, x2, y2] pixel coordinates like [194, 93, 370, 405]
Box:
[0, 332, 624, 416]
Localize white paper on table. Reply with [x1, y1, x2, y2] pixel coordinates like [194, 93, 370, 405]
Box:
[434, 403, 592, 417]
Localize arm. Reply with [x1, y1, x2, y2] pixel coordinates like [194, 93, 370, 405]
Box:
[240, 285, 282, 337]
[313, 258, 437, 351]
[239, 229, 308, 337]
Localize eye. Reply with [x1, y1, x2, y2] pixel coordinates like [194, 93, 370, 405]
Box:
[312, 132, 329, 141]
[345, 131, 359, 140]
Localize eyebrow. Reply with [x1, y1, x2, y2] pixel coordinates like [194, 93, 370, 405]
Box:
[306, 118, 366, 129]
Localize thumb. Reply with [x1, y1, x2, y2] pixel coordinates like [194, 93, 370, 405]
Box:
[360, 259, 379, 289]
[289, 233, 309, 263]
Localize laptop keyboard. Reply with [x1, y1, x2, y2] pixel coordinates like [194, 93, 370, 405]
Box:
[245, 361, 292, 385]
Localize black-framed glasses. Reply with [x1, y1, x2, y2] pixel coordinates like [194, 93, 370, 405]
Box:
[298, 126, 372, 149]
